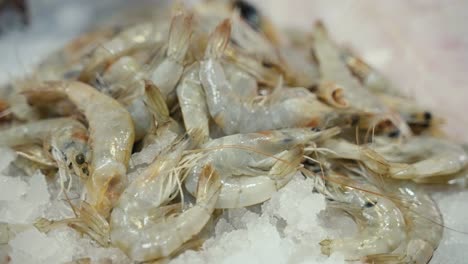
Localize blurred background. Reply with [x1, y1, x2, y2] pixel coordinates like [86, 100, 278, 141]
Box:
[1, 0, 467, 141]
[0, 1, 467, 263]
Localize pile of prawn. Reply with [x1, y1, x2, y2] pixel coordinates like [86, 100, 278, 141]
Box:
[0, 1, 467, 263]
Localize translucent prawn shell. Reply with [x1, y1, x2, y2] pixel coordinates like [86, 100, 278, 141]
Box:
[185, 128, 340, 194]
[323, 181, 406, 258]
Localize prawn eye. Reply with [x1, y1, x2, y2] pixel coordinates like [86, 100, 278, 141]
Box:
[388, 130, 400, 138]
[423, 111, 432, 121]
[233, 0, 261, 31]
[75, 153, 85, 165]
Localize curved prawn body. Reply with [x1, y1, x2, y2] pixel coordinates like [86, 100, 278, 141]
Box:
[371, 136, 468, 181]
[185, 127, 339, 208]
[176, 62, 210, 141]
[112, 164, 221, 261]
[312, 23, 411, 137]
[79, 21, 170, 82]
[215, 145, 303, 208]
[364, 183, 443, 264]
[23, 81, 135, 216]
[320, 178, 406, 258]
[150, 13, 193, 98]
[111, 135, 190, 230]
[200, 20, 356, 135]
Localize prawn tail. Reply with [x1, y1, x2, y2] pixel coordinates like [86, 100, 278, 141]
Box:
[317, 81, 348, 108]
[149, 203, 182, 219]
[360, 147, 390, 175]
[195, 164, 221, 203]
[168, 12, 193, 62]
[269, 146, 303, 190]
[72, 202, 110, 246]
[143, 80, 170, 123]
[269, 145, 304, 177]
[186, 128, 206, 148]
[344, 52, 370, 82]
[313, 20, 328, 38]
[205, 19, 231, 60]
[34, 202, 110, 247]
[264, 76, 284, 105]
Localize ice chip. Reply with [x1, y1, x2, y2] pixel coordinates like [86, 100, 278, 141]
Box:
[0, 176, 28, 201]
[9, 229, 72, 264]
[0, 148, 17, 173]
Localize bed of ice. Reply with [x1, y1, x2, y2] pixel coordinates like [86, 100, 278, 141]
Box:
[1, 1, 467, 263]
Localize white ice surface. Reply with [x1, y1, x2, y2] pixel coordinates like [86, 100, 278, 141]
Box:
[1, 1, 467, 264]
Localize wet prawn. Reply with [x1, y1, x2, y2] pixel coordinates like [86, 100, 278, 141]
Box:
[22, 81, 135, 216]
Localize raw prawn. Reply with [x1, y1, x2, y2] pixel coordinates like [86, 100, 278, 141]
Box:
[314, 138, 390, 175]
[319, 175, 406, 258]
[370, 136, 468, 181]
[184, 127, 340, 208]
[200, 20, 357, 134]
[111, 164, 221, 261]
[0, 117, 90, 180]
[22, 81, 135, 216]
[364, 182, 443, 264]
[214, 145, 303, 208]
[78, 20, 169, 82]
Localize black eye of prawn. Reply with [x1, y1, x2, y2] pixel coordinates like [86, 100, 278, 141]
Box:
[233, 0, 261, 31]
[75, 153, 85, 165]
